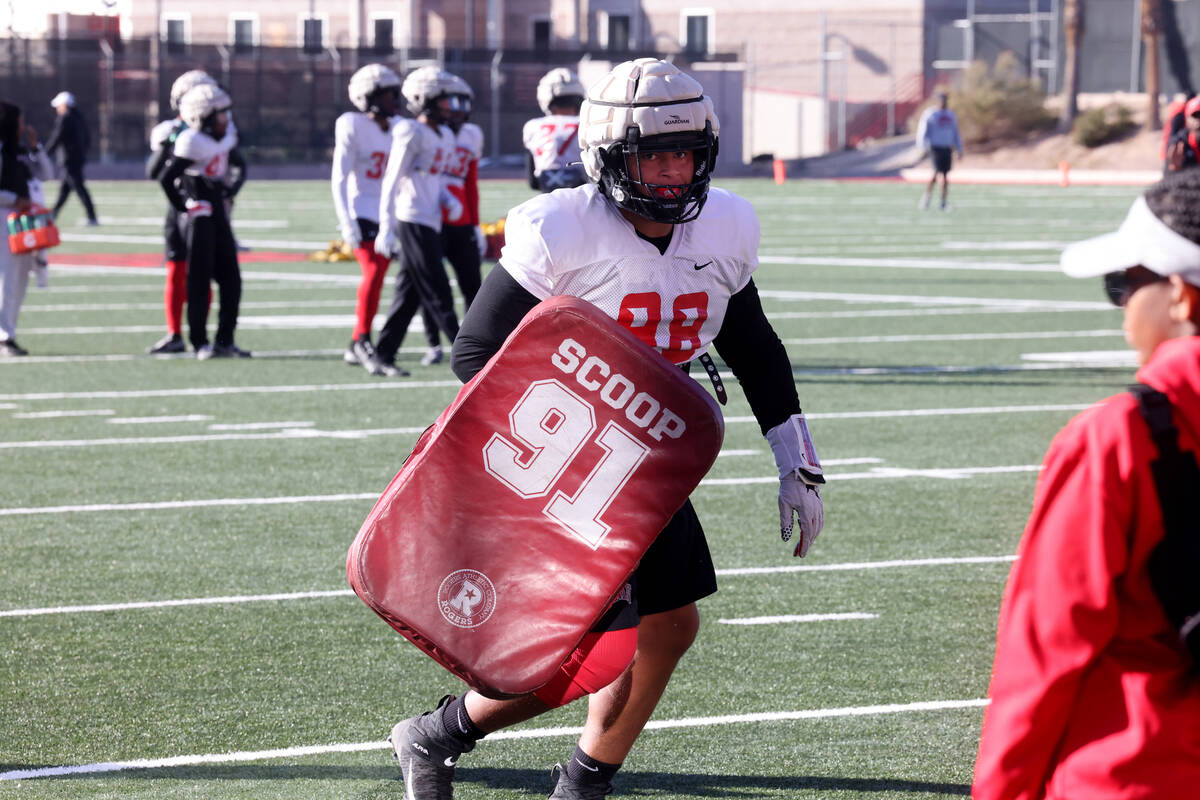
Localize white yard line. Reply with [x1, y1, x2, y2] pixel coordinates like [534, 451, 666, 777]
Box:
[0, 380, 461, 402]
[0, 426, 430, 449]
[0, 556, 1015, 619]
[718, 613, 879, 625]
[107, 415, 213, 425]
[782, 329, 1121, 346]
[0, 698, 989, 781]
[758, 255, 1060, 273]
[757, 288, 1108, 310]
[11, 409, 115, 419]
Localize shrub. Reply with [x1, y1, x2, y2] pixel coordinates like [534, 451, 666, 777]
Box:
[916, 51, 1056, 146]
[1072, 104, 1137, 148]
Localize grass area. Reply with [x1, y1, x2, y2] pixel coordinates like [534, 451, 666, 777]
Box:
[1, 176, 1142, 798]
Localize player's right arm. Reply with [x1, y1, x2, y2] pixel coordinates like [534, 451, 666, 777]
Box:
[376, 121, 419, 253]
[157, 152, 192, 212]
[331, 114, 360, 245]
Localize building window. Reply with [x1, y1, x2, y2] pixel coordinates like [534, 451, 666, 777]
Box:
[302, 17, 324, 54]
[164, 17, 188, 55]
[532, 19, 551, 53]
[373, 18, 394, 53]
[605, 14, 630, 53]
[682, 10, 713, 55]
[231, 17, 257, 54]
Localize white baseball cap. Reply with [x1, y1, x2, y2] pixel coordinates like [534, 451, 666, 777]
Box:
[50, 91, 76, 108]
[1060, 194, 1200, 286]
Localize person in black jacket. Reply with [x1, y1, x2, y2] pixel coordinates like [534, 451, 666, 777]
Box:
[45, 91, 98, 225]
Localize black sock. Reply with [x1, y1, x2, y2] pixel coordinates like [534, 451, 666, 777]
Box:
[564, 745, 621, 786]
[440, 694, 486, 750]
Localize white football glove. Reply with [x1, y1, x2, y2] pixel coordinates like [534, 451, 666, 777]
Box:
[184, 198, 212, 220]
[765, 413, 826, 558]
[441, 189, 464, 224]
[374, 227, 399, 258]
[779, 477, 823, 557]
[475, 225, 487, 259]
[340, 220, 361, 250]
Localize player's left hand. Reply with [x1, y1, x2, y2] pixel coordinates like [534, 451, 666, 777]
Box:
[443, 194, 464, 224]
[779, 476, 823, 557]
[374, 228, 398, 257]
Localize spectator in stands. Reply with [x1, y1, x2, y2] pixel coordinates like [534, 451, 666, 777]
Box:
[45, 91, 99, 226]
[916, 90, 964, 211]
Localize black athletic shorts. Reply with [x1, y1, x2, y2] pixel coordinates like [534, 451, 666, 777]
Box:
[931, 146, 953, 174]
[591, 498, 718, 632]
[355, 218, 380, 243]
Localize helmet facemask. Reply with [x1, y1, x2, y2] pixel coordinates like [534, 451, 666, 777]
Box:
[596, 123, 718, 225]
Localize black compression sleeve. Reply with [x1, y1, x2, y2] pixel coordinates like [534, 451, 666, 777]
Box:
[450, 266, 541, 383]
[158, 157, 192, 212]
[712, 279, 801, 434]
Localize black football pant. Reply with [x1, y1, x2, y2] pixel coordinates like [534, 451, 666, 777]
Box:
[377, 221, 459, 363]
[52, 162, 98, 223]
[184, 207, 242, 350]
[420, 224, 482, 347]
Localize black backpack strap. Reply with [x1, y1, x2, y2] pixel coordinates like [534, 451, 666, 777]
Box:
[1128, 383, 1200, 667]
[1130, 383, 1182, 458]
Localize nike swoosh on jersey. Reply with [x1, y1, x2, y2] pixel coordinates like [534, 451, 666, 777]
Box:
[444, 755, 458, 767]
[692, 261, 712, 270]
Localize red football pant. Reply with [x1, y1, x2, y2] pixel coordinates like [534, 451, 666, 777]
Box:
[164, 259, 188, 335]
[354, 247, 390, 340]
[533, 628, 638, 709]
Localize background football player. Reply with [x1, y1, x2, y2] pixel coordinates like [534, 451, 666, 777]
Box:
[522, 68, 587, 192]
[332, 63, 408, 377]
[418, 70, 484, 367]
[388, 58, 825, 800]
[373, 66, 463, 372]
[145, 70, 216, 355]
[157, 83, 250, 359]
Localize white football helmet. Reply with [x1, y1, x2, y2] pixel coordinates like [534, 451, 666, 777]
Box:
[348, 63, 402, 113]
[537, 68, 585, 115]
[579, 58, 719, 224]
[170, 70, 216, 113]
[178, 84, 232, 132]
[401, 66, 468, 121]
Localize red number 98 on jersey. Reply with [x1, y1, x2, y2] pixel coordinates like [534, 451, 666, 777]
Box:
[347, 296, 724, 697]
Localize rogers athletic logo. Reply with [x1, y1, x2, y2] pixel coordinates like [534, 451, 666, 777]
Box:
[437, 569, 497, 628]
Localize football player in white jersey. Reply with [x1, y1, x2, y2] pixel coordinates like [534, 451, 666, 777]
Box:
[388, 58, 825, 800]
[144, 70, 215, 355]
[373, 66, 463, 372]
[523, 68, 587, 192]
[417, 70, 484, 367]
[333, 63, 409, 377]
[158, 84, 250, 359]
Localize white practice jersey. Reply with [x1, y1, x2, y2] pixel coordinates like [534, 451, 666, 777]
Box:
[149, 119, 183, 153]
[522, 114, 581, 175]
[378, 118, 456, 231]
[173, 121, 238, 181]
[331, 111, 398, 226]
[442, 122, 483, 226]
[500, 185, 759, 365]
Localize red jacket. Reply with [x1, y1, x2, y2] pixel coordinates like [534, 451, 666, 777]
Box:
[973, 336, 1200, 800]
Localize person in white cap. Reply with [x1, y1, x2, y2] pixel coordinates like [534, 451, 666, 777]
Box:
[974, 168, 1200, 800]
[44, 91, 98, 225]
[385, 57, 824, 800]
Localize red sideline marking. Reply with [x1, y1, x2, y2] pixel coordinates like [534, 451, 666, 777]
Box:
[47, 252, 308, 267]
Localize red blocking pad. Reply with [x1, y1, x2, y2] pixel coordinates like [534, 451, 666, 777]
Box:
[347, 296, 724, 697]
